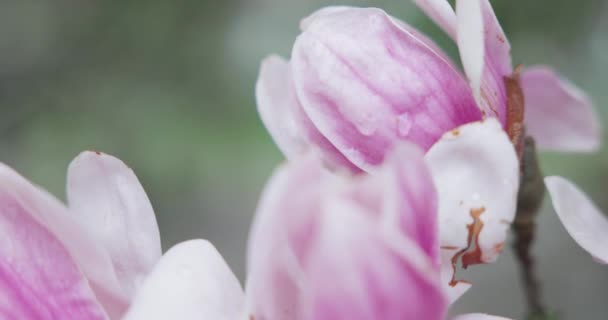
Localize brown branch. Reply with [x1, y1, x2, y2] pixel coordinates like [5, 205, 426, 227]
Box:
[512, 136, 548, 320]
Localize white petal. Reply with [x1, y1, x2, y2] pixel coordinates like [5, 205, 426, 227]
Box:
[522, 66, 601, 152]
[256, 55, 308, 158]
[426, 119, 518, 272]
[453, 314, 512, 320]
[545, 176, 608, 264]
[124, 240, 245, 320]
[413, 0, 457, 39]
[456, 0, 484, 108]
[440, 249, 471, 304]
[67, 151, 162, 298]
[455, 0, 512, 124]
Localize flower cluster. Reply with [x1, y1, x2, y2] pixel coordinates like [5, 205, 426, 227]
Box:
[0, 0, 602, 319]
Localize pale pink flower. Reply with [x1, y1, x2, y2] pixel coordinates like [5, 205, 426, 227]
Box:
[256, 3, 599, 173]
[0, 151, 244, 319]
[0, 149, 517, 319]
[245, 145, 512, 320]
[255, 0, 601, 303]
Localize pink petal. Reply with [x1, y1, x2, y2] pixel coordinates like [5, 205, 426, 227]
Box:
[521, 66, 601, 152]
[291, 7, 481, 170]
[246, 155, 324, 320]
[413, 0, 457, 39]
[545, 176, 608, 264]
[303, 6, 453, 62]
[303, 203, 445, 320]
[0, 181, 107, 319]
[124, 240, 244, 320]
[247, 146, 447, 320]
[0, 163, 127, 317]
[383, 144, 440, 265]
[426, 119, 519, 288]
[453, 314, 512, 320]
[67, 151, 162, 300]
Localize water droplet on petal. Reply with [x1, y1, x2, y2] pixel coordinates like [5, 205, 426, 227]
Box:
[357, 112, 378, 136]
[397, 112, 413, 137]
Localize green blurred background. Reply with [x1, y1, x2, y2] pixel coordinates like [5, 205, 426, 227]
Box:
[0, 0, 606, 318]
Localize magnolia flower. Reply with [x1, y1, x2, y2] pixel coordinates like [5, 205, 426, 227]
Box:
[257, 2, 600, 171]
[255, 0, 600, 302]
[245, 145, 511, 320]
[0, 151, 244, 319]
[0, 149, 513, 320]
[545, 176, 608, 264]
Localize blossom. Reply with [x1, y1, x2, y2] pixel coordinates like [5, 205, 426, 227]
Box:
[0, 149, 516, 319]
[255, 4, 521, 301]
[256, 6, 482, 171]
[245, 145, 511, 319]
[545, 176, 608, 264]
[256, 2, 599, 174]
[0, 151, 244, 319]
[255, 0, 601, 303]
[260, 83, 521, 300]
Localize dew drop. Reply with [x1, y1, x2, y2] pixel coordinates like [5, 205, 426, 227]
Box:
[397, 112, 413, 137]
[357, 112, 378, 136]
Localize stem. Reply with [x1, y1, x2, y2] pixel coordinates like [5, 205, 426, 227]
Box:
[512, 137, 548, 320]
[512, 219, 545, 318]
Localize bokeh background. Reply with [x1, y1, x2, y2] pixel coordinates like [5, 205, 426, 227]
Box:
[0, 0, 606, 318]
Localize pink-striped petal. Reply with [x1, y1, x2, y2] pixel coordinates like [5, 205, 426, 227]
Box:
[303, 202, 445, 320]
[521, 66, 601, 152]
[0, 163, 127, 317]
[247, 146, 447, 320]
[67, 151, 162, 302]
[384, 145, 440, 265]
[303, 6, 452, 62]
[291, 7, 481, 170]
[124, 240, 244, 320]
[246, 154, 324, 320]
[545, 176, 608, 264]
[0, 179, 107, 319]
